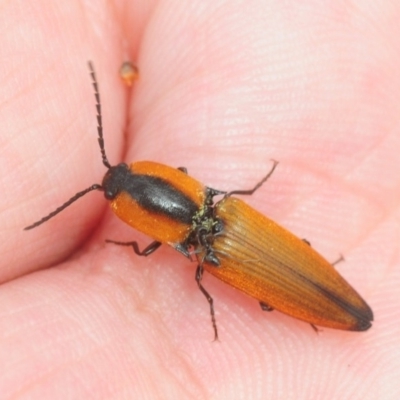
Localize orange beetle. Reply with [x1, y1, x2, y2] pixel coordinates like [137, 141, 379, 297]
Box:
[25, 63, 373, 339]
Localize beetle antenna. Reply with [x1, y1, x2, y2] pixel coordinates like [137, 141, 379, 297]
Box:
[24, 63, 111, 231]
[88, 61, 111, 169]
[24, 184, 103, 230]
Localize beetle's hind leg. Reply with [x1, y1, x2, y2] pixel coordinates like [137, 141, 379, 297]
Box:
[195, 265, 219, 341]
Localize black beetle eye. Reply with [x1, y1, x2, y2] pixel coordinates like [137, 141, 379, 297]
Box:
[105, 189, 115, 200]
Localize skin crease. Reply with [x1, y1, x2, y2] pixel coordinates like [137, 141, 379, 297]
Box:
[0, 0, 399, 399]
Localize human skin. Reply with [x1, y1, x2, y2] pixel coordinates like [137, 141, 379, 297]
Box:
[1, 1, 399, 399]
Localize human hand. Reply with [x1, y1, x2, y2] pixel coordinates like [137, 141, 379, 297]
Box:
[1, 1, 398, 399]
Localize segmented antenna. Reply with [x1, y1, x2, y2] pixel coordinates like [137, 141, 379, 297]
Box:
[88, 61, 111, 169]
[24, 62, 110, 230]
[24, 184, 103, 230]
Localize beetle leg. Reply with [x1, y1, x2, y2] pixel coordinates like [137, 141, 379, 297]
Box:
[302, 239, 344, 268]
[105, 239, 162, 256]
[260, 302, 274, 311]
[332, 254, 345, 266]
[196, 265, 219, 341]
[204, 251, 220, 266]
[174, 243, 191, 259]
[177, 167, 188, 174]
[225, 160, 278, 197]
[310, 324, 321, 333]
